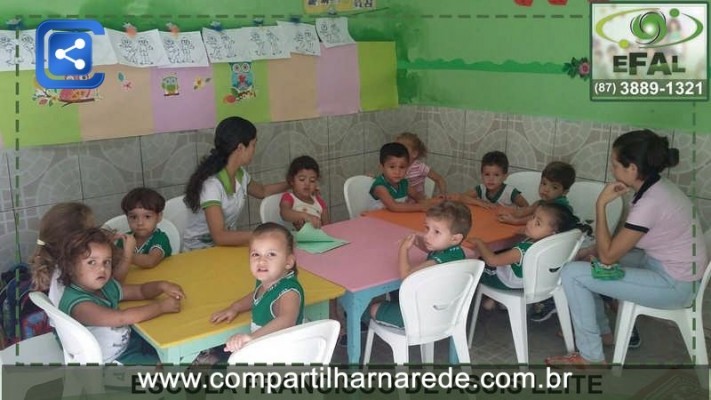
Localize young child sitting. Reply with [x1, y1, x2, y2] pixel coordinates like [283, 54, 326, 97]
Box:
[280, 155, 330, 230]
[368, 201, 471, 328]
[58, 228, 184, 364]
[468, 202, 579, 310]
[117, 188, 172, 268]
[368, 142, 439, 212]
[448, 151, 528, 209]
[497, 161, 576, 225]
[211, 223, 304, 353]
[395, 132, 447, 199]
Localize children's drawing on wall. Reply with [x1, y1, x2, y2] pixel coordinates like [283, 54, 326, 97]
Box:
[223, 61, 255, 104]
[32, 76, 100, 106]
[89, 32, 119, 66]
[277, 21, 320, 56]
[202, 28, 251, 63]
[159, 31, 209, 67]
[237, 27, 290, 60]
[315, 17, 355, 48]
[18, 30, 36, 69]
[161, 73, 180, 96]
[107, 29, 169, 68]
[0, 31, 17, 72]
[117, 72, 133, 91]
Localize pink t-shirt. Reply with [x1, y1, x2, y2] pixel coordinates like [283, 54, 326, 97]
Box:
[406, 159, 431, 196]
[625, 177, 708, 281]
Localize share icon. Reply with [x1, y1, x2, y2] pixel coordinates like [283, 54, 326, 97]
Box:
[48, 31, 93, 76]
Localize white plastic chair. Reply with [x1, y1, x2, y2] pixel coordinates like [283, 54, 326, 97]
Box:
[259, 192, 287, 226]
[164, 195, 192, 250]
[424, 177, 435, 197]
[567, 181, 623, 230]
[344, 175, 375, 219]
[505, 171, 541, 205]
[29, 292, 104, 365]
[468, 229, 584, 365]
[363, 259, 486, 365]
[227, 320, 340, 365]
[103, 215, 181, 256]
[612, 230, 711, 367]
[0, 333, 65, 400]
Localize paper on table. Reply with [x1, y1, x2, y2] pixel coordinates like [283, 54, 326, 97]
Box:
[295, 223, 349, 254]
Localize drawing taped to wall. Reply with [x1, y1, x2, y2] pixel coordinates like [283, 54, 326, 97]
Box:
[159, 31, 209, 67]
[277, 21, 320, 56]
[315, 18, 355, 48]
[202, 28, 252, 63]
[106, 28, 170, 67]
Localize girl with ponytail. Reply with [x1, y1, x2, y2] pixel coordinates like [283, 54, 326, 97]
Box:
[182, 117, 288, 250]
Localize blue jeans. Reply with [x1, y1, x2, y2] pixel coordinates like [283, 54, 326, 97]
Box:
[561, 249, 696, 362]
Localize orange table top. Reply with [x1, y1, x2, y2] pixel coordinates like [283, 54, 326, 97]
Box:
[363, 205, 523, 249]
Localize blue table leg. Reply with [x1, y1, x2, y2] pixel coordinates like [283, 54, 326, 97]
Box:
[449, 338, 459, 364]
[338, 282, 401, 365]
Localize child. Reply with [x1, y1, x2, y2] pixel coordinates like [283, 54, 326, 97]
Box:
[183, 117, 289, 250]
[280, 155, 330, 230]
[368, 142, 439, 212]
[448, 151, 528, 209]
[468, 202, 579, 310]
[117, 187, 172, 268]
[57, 228, 184, 364]
[497, 161, 576, 225]
[210, 223, 304, 353]
[368, 201, 471, 328]
[395, 132, 447, 199]
[30, 202, 134, 306]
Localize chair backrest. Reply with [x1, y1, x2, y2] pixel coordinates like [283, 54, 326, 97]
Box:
[694, 230, 711, 311]
[505, 171, 541, 205]
[227, 320, 340, 365]
[0, 332, 64, 365]
[164, 195, 191, 247]
[29, 292, 103, 364]
[399, 259, 486, 345]
[522, 229, 584, 303]
[567, 181, 623, 230]
[259, 192, 287, 226]
[103, 215, 181, 255]
[424, 177, 435, 198]
[343, 175, 375, 219]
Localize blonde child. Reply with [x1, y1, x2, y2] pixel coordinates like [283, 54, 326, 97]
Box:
[497, 161, 576, 225]
[117, 187, 172, 268]
[57, 228, 184, 364]
[395, 132, 447, 199]
[211, 223, 304, 353]
[448, 151, 528, 209]
[368, 201, 471, 328]
[368, 142, 440, 212]
[280, 155, 330, 230]
[183, 116, 289, 250]
[30, 202, 134, 307]
[468, 202, 579, 310]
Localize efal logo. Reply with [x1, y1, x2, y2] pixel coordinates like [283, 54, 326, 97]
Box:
[596, 7, 704, 49]
[35, 19, 105, 89]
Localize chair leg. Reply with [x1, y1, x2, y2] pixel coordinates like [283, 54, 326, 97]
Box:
[468, 290, 483, 347]
[508, 298, 529, 365]
[420, 342, 435, 364]
[363, 324, 375, 365]
[451, 328, 471, 364]
[552, 291, 575, 353]
[612, 302, 637, 366]
[392, 343, 409, 365]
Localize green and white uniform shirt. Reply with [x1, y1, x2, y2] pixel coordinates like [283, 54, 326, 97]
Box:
[368, 175, 409, 211]
[251, 270, 305, 332]
[183, 167, 251, 250]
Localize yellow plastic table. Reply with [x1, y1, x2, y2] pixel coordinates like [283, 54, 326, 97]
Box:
[122, 246, 345, 365]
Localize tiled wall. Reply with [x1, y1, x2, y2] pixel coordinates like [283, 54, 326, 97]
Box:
[1, 106, 708, 272]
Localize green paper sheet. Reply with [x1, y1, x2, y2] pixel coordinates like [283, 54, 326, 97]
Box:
[358, 42, 398, 111]
[295, 223, 349, 254]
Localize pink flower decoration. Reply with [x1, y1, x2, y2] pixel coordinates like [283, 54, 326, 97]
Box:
[578, 62, 590, 76]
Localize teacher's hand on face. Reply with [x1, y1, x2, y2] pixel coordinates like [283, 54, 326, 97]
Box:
[597, 181, 630, 207]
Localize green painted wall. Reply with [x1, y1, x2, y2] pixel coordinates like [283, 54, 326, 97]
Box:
[2, 0, 708, 131]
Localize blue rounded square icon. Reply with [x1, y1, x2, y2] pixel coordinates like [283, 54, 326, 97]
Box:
[48, 32, 92, 76]
[36, 19, 105, 90]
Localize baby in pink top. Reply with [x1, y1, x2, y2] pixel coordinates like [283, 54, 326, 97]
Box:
[395, 132, 447, 200]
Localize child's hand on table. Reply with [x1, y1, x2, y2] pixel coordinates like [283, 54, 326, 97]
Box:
[159, 296, 181, 313]
[399, 233, 417, 252]
[210, 307, 239, 324]
[160, 282, 185, 300]
[224, 333, 252, 352]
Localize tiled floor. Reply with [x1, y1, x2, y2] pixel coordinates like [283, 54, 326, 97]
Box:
[331, 294, 711, 365]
